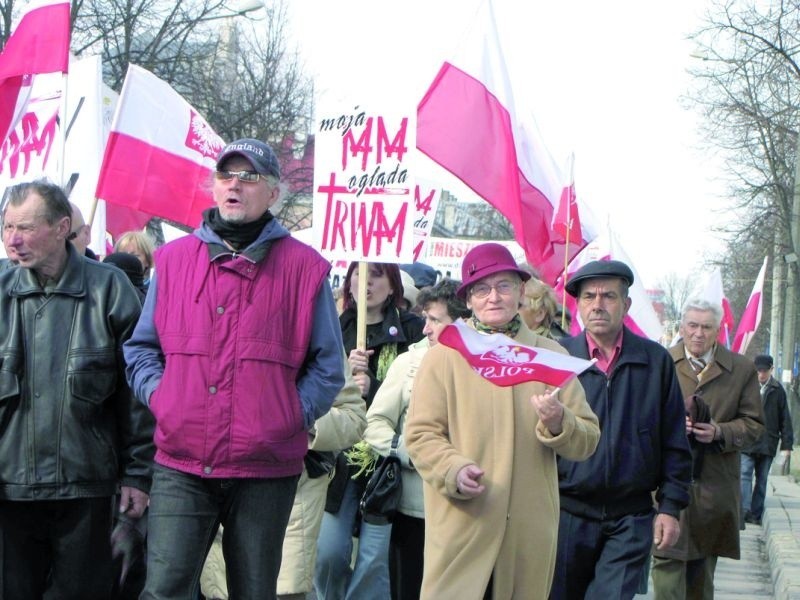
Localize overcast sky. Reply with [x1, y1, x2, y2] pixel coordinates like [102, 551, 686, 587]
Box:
[286, 0, 727, 287]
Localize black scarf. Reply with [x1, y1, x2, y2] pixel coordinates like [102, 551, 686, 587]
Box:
[202, 207, 273, 250]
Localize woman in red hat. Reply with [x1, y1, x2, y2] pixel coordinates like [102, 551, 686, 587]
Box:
[405, 243, 600, 600]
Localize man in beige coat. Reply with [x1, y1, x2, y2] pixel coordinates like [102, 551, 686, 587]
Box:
[651, 297, 764, 600]
[406, 243, 600, 600]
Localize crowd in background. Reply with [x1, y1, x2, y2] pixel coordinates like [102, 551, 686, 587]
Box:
[0, 137, 784, 600]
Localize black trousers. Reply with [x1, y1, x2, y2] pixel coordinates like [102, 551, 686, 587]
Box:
[389, 512, 424, 600]
[0, 496, 115, 600]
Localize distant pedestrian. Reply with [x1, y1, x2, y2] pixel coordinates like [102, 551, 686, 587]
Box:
[741, 354, 793, 526]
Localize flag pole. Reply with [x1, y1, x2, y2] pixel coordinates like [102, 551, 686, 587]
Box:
[58, 71, 68, 186]
[561, 218, 569, 332]
[356, 261, 368, 353]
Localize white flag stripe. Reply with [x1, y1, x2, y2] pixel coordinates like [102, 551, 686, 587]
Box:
[111, 65, 217, 168]
[451, 320, 592, 371]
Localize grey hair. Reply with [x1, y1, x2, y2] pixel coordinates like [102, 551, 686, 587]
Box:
[680, 297, 723, 325]
[4, 179, 71, 225]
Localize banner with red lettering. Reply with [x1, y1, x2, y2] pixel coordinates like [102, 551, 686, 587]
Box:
[0, 71, 60, 184]
[411, 179, 440, 262]
[312, 105, 415, 262]
[439, 320, 594, 388]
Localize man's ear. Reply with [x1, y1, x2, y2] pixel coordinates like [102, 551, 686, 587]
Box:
[57, 216, 72, 240]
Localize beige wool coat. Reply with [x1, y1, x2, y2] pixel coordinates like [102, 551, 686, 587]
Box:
[654, 342, 764, 561]
[406, 324, 600, 600]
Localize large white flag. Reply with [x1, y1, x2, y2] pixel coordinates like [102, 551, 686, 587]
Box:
[96, 64, 224, 230]
[417, 0, 598, 284]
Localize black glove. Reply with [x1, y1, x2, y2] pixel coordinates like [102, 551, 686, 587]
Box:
[110, 514, 145, 587]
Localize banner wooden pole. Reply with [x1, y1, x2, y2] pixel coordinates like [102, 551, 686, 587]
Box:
[357, 261, 368, 352]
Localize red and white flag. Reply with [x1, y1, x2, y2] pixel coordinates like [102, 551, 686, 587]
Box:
[731, 256, 767, 355]
[551, 153, 581, 244]
[696, 267, 736, 348]
[417, 0, 597, 285]
[0, 0, 70, 144]
[438, 319, 594, 388]
[95, 64, 224, 231]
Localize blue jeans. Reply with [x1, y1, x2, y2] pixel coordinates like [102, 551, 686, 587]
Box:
[314, 476, 391, 600]
[142, 464, 298, 600]
[740, 452, 772, 520]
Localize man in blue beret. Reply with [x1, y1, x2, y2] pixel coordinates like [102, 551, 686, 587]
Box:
[550, 259, 692, 599]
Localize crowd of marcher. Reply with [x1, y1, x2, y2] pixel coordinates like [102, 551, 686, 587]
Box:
[0, 137, 788, 600]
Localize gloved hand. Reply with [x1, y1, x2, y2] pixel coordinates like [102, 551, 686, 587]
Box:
[110, 514, 144, 587]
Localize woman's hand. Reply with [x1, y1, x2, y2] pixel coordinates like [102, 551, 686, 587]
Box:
[348, 348, 374, 375]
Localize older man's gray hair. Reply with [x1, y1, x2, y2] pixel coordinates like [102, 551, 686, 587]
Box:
[680, 297, 723, 326]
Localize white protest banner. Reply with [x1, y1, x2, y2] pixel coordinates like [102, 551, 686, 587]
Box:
[0, 71, 61, 184]
[412, 179, 440, 262]
[312, 105, 415, 263]
[424, 236, 525, 280]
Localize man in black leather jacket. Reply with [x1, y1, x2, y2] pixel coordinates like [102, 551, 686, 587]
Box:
[0, 180, 155, 599]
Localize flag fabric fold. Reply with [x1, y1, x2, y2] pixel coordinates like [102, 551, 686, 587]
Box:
[0, 0, 70, 144]
[416, 0, 597, 285]
[95, 65, 224, 231]
[551, 153, 581, 244]
[438, 319, 594, 388]
[553, 226, 664, 341]
[696, 268, 735, 348]
[731, 257, 768, 355]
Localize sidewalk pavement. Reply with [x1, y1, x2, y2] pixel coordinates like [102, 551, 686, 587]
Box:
[764, 474, 800, 599]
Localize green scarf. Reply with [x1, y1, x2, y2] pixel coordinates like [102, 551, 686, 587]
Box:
[472, 313, 522, 338]
[376, 343, 398, 382]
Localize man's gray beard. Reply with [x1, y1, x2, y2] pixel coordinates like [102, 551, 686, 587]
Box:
[219, 210, 247, 224]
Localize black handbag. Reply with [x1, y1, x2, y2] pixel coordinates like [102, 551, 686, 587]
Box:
[360, 435, 402, 524]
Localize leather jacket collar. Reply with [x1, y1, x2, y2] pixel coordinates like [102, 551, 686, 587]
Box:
[9, 243, 86, 298]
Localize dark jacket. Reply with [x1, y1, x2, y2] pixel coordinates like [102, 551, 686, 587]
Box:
[339, 306, 424, 406]
[743, 376, 793, 457]
[325, 306, 424, 514]
[656, 342, 763, 560]
[558, 327, 692, 519]
[0, 245, 155, 500]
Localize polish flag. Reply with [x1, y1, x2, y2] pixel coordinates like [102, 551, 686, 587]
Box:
[0, 0, 71, 144]
[95, 64, 224, 230]
[696, 268, 736, 348]
[439, 319, 594, 388]
[551, 153, 581, 245]
[731, 256, 767, 355]
[417, 0, 597, 285]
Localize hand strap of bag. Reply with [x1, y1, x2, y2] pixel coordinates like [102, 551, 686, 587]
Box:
[390, 434, 399, 458]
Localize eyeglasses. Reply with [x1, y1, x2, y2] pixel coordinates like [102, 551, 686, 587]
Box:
[215, 170, 262, 183]
[470, 280, 518, 299]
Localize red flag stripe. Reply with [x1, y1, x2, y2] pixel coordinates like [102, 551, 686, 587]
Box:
[438, 320, 594, 388]
[96, 132, 213, 227]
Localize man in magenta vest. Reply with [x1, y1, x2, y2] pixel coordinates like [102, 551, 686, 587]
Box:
[124, 138, 345, 599]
